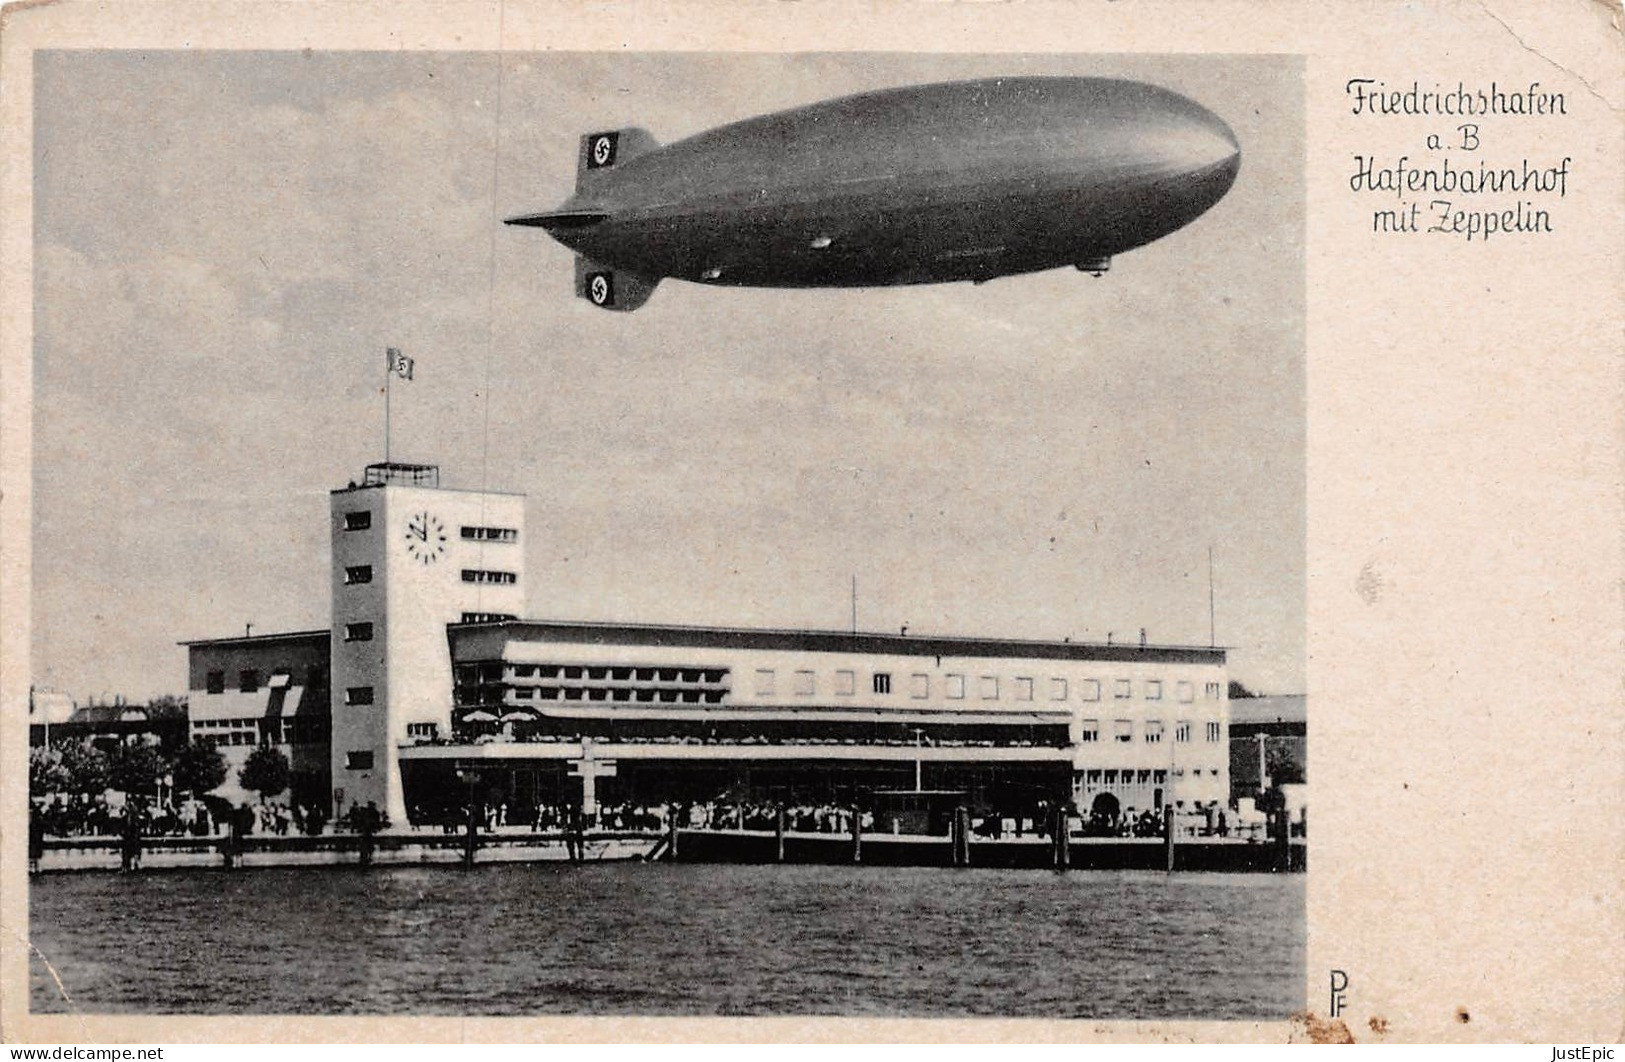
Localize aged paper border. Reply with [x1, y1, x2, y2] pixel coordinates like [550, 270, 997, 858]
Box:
[2, 0, 1620, 1044]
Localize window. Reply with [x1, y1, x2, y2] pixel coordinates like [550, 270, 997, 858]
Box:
[1114, 678, 1132, 699]
[343, 511, 371, 531]
[462, 569, 517, 585]
[794, 669, 815, 696]
[1081, 678, 1101, 702]
[754, 669, 776, 696]
[461, 612, 517, 623]
[344, 622, 374, 642]
[460, 526, 518, 542]
[1206, 721, 1222, 742]
[205, 670, 225, 695]
[1114, 719, 1134, 743]
[344, 565, 373, 585]
[872, 672, 892, 695]
[344, 686, 375, 706]
[910, 673, 930, 698]
[834, 670, 855, 696]
[1205, 681, 1222, 699]
[1050, 678, 1068, 701]
[1146, 680, 1163, 701]
[239, 670, 260, 693]
[979, 675, 1000, 700]
[1079, 718, 1099, 742]
[946, 674, 966, 699]
[1014, 677, 1034, 701]
[1145, 720, 1165, 744]
[344, 750, 374, 770]
[1176, 720, 1192, 743]
[1177, 681, 1195, 703]
[406, 722, 438, 740]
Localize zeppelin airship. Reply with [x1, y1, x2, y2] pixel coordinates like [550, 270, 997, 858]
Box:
[505, 76, 1240, 311]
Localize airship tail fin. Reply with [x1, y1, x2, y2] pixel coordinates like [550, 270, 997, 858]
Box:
[576, 127, 660, 189]
[575, 254, 659, 312]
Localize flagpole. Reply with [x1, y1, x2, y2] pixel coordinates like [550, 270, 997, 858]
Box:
[384, 348, 392, 465]
[1208, 545, 1216, 648]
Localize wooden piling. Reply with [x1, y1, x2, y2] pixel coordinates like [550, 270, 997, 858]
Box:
[666, 813, 680, 863]
[1053, 806, 1071, 871]
[851, 806, 863, 864]
[952, 806, 970, 867]
[775, 805, 786, 863]
[119, 825, 141, 873]
[1273, 810, 1292, 872]
[462, 802, 479, 869]
[1163, 805, 1176, 872]
[568, 809, 584, 865]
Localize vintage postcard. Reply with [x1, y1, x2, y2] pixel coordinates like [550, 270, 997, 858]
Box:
[0, 0, 1618, 1045]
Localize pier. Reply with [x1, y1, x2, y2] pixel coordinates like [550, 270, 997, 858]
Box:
[31, 817, 1304, 874]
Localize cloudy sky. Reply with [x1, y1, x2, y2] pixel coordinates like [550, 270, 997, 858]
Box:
[32, 50, 1302, 701]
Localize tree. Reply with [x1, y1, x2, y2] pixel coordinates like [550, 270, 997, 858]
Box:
[169, 739, 227, 798]
[1228, 680, 1259, 699]
[30, 747, 70, 798]
[55, 741, 111, 797]
[107, 741, 166, 797]
[239, 745, 292, 803]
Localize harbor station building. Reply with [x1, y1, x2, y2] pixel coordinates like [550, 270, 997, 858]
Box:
[184, 463, 1231, 826]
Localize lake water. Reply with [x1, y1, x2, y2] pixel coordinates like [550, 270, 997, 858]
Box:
[30, 863, 1303, 1018]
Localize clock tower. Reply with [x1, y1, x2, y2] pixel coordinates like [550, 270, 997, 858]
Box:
[328, 462, 526, 824]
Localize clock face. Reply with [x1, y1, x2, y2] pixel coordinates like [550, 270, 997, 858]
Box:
[404, 511, 447, 565]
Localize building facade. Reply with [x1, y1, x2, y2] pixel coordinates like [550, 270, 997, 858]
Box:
[181, 629, 331, 807]
[328, 462, 525, 822]
[403, 620, 1228, 825]
[184, 461, 1230, 826]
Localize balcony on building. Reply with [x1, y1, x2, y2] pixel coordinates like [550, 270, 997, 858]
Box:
[362, 462, 440, 489]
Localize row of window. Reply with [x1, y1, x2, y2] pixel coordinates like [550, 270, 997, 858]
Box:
[344, 565, 517, 586]
[191, 717, 328, 745]
[462, 612, 517, 624]
[342, 511, 518, 544]
[461, 526, 518, 542]
[204, 668, 326, 694]
[461, 663, 730, 685]
[1077, 719, 1224, 744]
[1077, 767, 1222, 787]
[753, 668, 1223, 705]
[506, 686, 726, 705]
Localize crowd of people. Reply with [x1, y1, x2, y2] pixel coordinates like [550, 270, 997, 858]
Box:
[29, 792, 345, 840]
[33, 790, 1256, 845]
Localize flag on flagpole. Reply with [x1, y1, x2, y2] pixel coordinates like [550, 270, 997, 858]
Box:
[386, 347, 414, 381]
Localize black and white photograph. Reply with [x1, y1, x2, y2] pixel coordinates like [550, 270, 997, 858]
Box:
[26, 45, 1303, 1020]
[7, 0, 1623, 1047]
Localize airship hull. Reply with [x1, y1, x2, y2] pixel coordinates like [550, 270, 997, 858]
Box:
[508, 77, 1241, 308]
